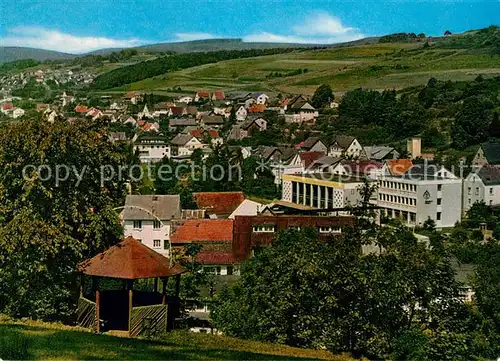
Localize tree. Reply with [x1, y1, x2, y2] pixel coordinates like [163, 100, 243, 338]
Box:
[452, 96, 493, 149]
[212, 225, 463, 359]
[489, 112, 500, 138]
[311, 84, 334, 109]
[0, 118, 133, 321]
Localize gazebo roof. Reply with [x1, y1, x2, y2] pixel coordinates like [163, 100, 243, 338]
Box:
[77, 236, 184, 280]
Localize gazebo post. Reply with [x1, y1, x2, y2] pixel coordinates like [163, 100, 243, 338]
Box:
[161, 277, 167, 305]
[94, 277, 101, 333]
[175, 274, 181, 297]
[127, 279, 134, 334]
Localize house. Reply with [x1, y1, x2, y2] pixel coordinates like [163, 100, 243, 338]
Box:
[463, 165, 500, 212]
[228, 199, 263, 219]
[285, 95, 318, 123]
[383, 159, 414, 176]
[120, 115, 137, 126]
[74, 105, 88, 114]
[86, 107, 103, 119]
[168, 106, 187, 117]
[200, 115, 224, 128]
[228, 116, 267, 140]
[134, 134, 171, 163]
[152, 102, 171, 117]
[299, 136, 328, 153]
[233, 214, 355, 261]
[122, 195, 181, 257]
[211, 90, 225, 101]
[253, 93, 269, 105]
[168, 118, 197, 131]
[235, 106, 247, 121]
[170, 134, 204, 157]
[11, 107, 25, 119]
[190, 129, 223, 146]
[248, 104, 266, 113]
[364, 146, 400, 161]
[109, 132, 128, 143]
[124, 91, 142, 105]
[138, 104, 151, 119]
[193, 192, 246, 219]
[140, 122, 161, 133]
[1, 102, 13, 114]
[36, 104, 49, 112]
[178, 95, 194, 104]
[194, 91, 211, 102]
[472, 142, 500, 168]
[327, 135, 365, 159]
[61, 91, 75, 107]
[170, 219, 237, 276]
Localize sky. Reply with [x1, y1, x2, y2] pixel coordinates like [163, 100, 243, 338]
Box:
[0, 0, 498, 54]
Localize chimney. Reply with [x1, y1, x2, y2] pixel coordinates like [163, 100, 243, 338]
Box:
[407, 137, 421, 159]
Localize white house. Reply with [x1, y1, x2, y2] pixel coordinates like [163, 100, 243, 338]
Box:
[255, 93, 269, 105]
[122, 195, 181, 257]
[178, 96, 194, 104]
[170, 134, 204, 157]
[12, 108, 25, 119]
[134, 135, 171, 163]
[235, 106, 247, 121]
[463, 165, 500, 212]
[327, 136, 365, 159]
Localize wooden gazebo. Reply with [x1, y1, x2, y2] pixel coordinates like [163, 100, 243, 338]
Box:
[77, 236, 185, 336]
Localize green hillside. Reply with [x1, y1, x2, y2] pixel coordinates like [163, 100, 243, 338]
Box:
[0, 319, 351, 360]
[0, 47, 75, 63]
[103, 27, 499, 95]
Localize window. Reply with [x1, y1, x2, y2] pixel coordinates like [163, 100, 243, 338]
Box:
[153, 239, 161, 248]
[468, 187, 471, 195]
[490, 188, 494, 195]
[227, 265, 233, 276]
[153, 220, 162, 229]
[475, 187, 479, 196]
[437, 212, 441, 221]
[252, 224, 275, 233]
[437, 184, 442, 192]
[319, 226, 342, 234]
[468, 198, 471, 205]
[164, 240, 169, 249]
[215, 266, 222, 275]
[437, 198, 442, 205]
[133, 220, 142, 229]
[490, 200, 493, 206]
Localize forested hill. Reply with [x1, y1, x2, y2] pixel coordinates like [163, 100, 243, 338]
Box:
[90, 47, 315, 90]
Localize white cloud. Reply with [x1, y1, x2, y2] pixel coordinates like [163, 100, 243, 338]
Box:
[243, 12, 363, 44]
[173, 32, 216, 42]
[0, 27, 145, 54]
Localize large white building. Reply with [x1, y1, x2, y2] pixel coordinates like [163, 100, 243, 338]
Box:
[377, 164, 462, 228]
[122, 195, 181, 257]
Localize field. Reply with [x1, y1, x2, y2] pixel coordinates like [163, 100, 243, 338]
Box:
[118, 42, 500, 95]
[0, 319, 354, 360]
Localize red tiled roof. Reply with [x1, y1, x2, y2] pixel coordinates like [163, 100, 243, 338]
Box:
[137, 120, 146, 126]
[213, 90, 225, 100]
[171, 219, 233, 244]
[300, 151, 324, 168]
[169, 106, 185, 115]
[74, 105, 88, 113]
[1, 103, 13, 111]
[36, 104, 49, 111]
[197, 91, 210, 98]
[248, 104, 266, 113]
[387, 159, 413, 175]
[77, 236, 184, 279]
[190, 129, 219, 139]
[193, 192, 245, 215]
[195, 251, 237, 265]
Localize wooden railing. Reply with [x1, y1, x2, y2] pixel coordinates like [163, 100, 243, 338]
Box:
[77, 296, 96, 331]
[130, 304, 167, 337]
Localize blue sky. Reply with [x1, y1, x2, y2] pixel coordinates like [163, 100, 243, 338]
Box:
[0, 0, 498, 53]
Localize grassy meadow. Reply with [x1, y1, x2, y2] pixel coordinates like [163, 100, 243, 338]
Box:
[0, 319, 356, 360]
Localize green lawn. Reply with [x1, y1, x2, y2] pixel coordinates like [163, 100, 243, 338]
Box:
[0, 319, 354, 360]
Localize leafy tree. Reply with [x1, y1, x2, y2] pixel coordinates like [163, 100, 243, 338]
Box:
[0, 118, 133, 321]
[311, 84, 334, 109]
[489, 111, 500, 138]
[452, 96, 493, 148]
[212, 225, 462, 359]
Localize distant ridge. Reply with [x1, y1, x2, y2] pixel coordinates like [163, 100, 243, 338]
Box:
[0, 37, 375, 63]
[0, 46, 75, 63]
